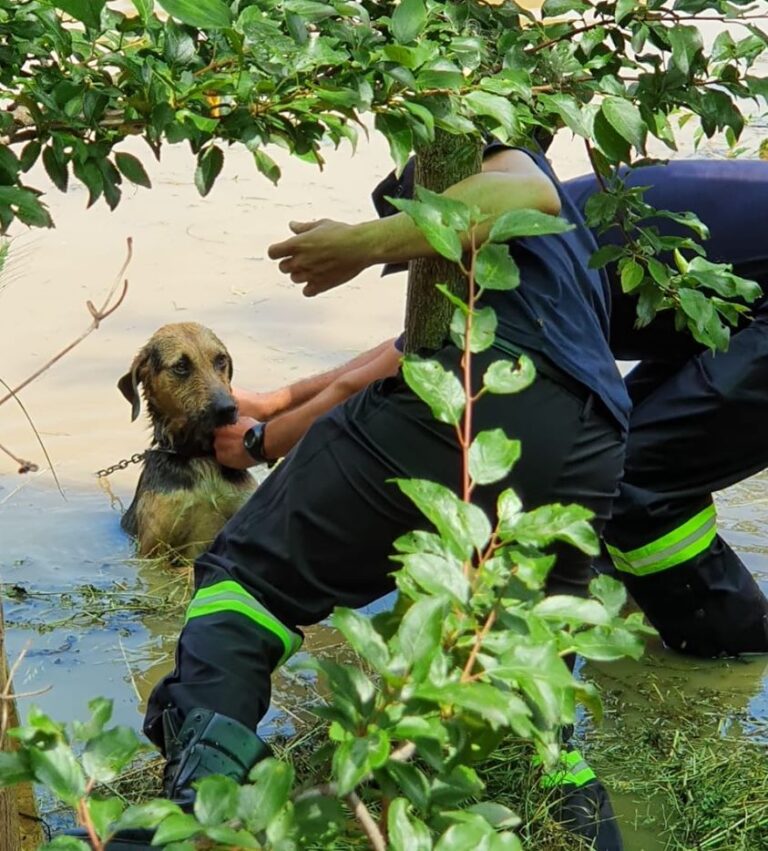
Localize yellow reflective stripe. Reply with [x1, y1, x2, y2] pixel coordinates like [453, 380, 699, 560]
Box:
[186, 581, 302, 665]
[607, 504, 717, 577]
[534, 750, 596, 789]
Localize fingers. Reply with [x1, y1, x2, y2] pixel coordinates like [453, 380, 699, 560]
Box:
[289, 220, 322, 234]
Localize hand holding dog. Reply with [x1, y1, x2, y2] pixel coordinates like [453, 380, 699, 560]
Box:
[214, 416, 260, 470]
[268, 219, 373, 296]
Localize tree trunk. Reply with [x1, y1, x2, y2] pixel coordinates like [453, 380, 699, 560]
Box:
[403, 130, 482, 353]
[0, 601, 41, 851]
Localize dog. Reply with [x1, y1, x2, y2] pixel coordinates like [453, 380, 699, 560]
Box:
[118, 322, 255, 563]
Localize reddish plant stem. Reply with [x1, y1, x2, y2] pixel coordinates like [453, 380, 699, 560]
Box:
[461, 608, 498, 681]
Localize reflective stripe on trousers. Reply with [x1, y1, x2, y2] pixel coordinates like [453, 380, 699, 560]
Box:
[606, 503, 717, 577]
[185, 580, 303, 665]
[534, 749, 597, 789]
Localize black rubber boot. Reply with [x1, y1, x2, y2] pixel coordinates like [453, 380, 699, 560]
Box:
[64, 708, 270, 849]
[557, 778, 624, 850]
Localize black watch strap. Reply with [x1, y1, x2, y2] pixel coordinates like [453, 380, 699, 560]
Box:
[243, 422, 267, 463]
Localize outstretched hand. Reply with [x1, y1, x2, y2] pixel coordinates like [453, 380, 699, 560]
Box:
[267, 219, 373, 296]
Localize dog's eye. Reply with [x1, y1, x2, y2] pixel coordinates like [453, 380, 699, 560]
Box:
[172, 359, 191, 377]
[214, 354, 229, 372]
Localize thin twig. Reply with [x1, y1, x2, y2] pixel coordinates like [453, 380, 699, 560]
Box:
[0, 237, 132, 410]
[0, 640, 30, 747]
[0, 439, 36, 473]
[346, 792, 386, 851]
[0, 375, 63, 495]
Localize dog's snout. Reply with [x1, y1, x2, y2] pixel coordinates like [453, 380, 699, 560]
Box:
[212, 394, 238, 426]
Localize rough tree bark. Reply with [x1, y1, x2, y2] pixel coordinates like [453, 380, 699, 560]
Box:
[403, 130, 483, 353]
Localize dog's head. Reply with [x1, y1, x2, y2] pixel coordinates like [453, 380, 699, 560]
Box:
[118, 323, 237, 452]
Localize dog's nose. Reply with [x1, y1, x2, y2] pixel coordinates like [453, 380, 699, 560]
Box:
[212, 398, 238, 426]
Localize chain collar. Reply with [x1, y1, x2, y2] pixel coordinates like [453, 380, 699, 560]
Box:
[94, 448, 183, 479]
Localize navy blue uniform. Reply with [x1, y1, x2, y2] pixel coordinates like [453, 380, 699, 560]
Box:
[565, 160, 768, 657]
[143, 149, 627, 850]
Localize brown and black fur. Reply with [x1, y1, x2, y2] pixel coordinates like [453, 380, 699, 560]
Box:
[118, 322, 255, 563]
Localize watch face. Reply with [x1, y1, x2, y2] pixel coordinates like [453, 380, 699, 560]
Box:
[244, 423, 264, 459]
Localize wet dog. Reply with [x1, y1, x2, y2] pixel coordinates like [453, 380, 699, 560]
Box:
[118, 322, 255, 563]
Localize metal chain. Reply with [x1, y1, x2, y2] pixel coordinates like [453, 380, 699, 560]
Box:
[95, 451, 147, 479]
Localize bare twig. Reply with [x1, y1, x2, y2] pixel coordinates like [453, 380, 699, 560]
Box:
[0, 376, 63, 494]
[346, 791, 386, 851]
[0, 440, 37, 474]
[0, 237, 132, 410]
[0, 641, 30, 747]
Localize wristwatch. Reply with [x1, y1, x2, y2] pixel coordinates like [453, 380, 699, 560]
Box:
[243, 422, 268, 463]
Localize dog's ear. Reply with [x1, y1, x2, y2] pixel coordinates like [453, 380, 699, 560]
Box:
[118, 349, 149, 422]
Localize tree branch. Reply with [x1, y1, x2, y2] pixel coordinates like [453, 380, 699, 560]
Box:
[0, 238, 132, 411]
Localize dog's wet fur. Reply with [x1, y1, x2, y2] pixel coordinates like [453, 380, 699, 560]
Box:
[118, 322, 255, 563]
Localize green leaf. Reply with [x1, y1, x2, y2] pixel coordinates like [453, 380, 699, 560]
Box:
[620, 259, 644, 293]
[253, 150, 281, 186]
[417, 682, 531, 732]
[589, 574, 627, 618]
[114, 799, 182, 832]
[157, 0, 232, 28]
[83, 727, 140, 782]
[398, 596, 448, 678]
[20, 141, 42, 174]
[501, 503, 599, 555]
[395, 478, 492, 559]
[475, 244, 520, 291]
[87, 797, 124, 841]
[332, 608, 390, 673]
[132, 0, 154, 24]
[333, 733, 388, 795]
[388, 798, 433, 851]
[376, 113, 414, 175]
[615, 0, 636, 24]
[668, 24, 703, 76]
[435, 819, 495, 850]
[533, 595, 611, 626]
[0, 751, 34, 787]
[389, 195, 463, 262]
[413, 186, 471, 232]
[152, 813, 202, 845]
[29, 741, 86, 806]
[194, 775, 239, 825]
[195, 145, 224, 197]
[43, 147, 68, 193]
[469, 429, 521, 486]
[115, 153, 151, 189]
[53, 0, 106, 29]
[489, 209, 573, 242]
[465, 801, 521, 829]
[540, 93, 587, 137]
[391, 0, 427, 44]
[571, 626, 645, 661]
[686, 257, 762, 302]
[385, 763, 432, 813]
[450, 305, 497, 354]
[401, 356, 465, 425]
[464, 91, 517, 136]
[0, 188, 53, 229]
[285, 0, 337, 21]
[40, 838, 91, 851]
[593, 110, 630, 163]
[601, 98, 647, 153]
[588, 244, 625, 269]
[395, 550, 470, 606]
[483, 356, 536, 395]
[240, 759, 294, 833]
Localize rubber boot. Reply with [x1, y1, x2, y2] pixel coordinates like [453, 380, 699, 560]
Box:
[540, 741, 624, 851]
[64, 708, 270, 849]
[556, 777, 624, 850]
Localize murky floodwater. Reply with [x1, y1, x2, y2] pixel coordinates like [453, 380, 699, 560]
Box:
[2, 467, 768, 850]
[2, 5, 767, 846]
